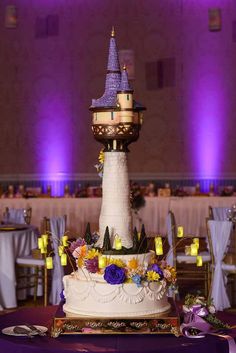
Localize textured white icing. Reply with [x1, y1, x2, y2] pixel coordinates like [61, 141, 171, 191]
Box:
[96, 152, 132, 249]
[63, 274, 170, 318]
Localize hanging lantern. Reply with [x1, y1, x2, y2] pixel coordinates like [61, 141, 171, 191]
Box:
[155, 237, 163, 255]
[61, 253, 67, 266]
[177, 226, 184, 238]
[46, 256, 53, 269]
[42, 234, 48, 247]
[58, 245, 64, 256]
[38, 237, 43, 249]
[62, 235, 68, 247]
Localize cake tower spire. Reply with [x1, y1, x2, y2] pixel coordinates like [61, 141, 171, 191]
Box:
[90, 29, 145, 249]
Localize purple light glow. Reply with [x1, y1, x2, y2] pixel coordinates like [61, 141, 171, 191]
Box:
[185, 54, 228, 180]
[33, 78, 73, 196]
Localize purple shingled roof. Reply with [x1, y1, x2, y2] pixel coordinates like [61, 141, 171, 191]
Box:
[91, 34, 121, 108]
[118, 67, 133, 92]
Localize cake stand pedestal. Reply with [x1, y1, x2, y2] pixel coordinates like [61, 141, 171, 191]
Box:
[51, 299, 180, 337]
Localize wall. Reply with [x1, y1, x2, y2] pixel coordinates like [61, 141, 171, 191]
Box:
[0, 0, 235, 186]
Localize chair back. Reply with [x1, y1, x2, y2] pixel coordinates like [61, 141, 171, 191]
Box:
[209, 206, 230, 221]
[43, 215, 67, 305]
[3, 207, 32, 225]
[166, 211, 177, 268]
[207, 219, 233, 310]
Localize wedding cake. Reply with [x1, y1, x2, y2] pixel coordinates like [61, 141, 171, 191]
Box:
[62, 29, 176, 318]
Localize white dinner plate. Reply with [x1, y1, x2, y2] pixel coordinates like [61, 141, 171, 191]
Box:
[2, 325, 48, 336]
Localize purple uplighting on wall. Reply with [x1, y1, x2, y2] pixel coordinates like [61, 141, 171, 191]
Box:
[189, 65, 224, 178]
[34, 86, 73, 196]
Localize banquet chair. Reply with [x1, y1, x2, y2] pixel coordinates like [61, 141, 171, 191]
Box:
[15, 252, 46, 306]
[3, 207, 32, 225]
[167, 211, 211, 297]
[206, 219, 236, 310]
[208, 206, 229, 221]
[43, 215, 67, 305]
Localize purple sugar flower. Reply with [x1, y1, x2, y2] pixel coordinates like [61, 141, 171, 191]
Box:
[85, 257, 99, 273]
[148, 264, 164, 280]
[104, 264, 126, 285]
[69, 238, 86, 253]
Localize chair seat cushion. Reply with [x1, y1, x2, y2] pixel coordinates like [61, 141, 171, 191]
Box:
[222, 263, 236, 272]
[16, 256, 45, 266]
[177, 251, 211, 264]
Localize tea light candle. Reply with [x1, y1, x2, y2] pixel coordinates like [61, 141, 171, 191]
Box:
[190, 243, 198, 256]
[42, 234, 48, 247]
[38, 237, 43, 249]
[58, 245, 64, 256]
[61, 253, 67, 266]
[177, 226, 184, 238]
[98, 256, 106, 269]
[196, 255, 203, 267]
[46, 256, 53, 269]
[193, 237, 199, 249]
[62, 235, 68, 247]
[114, 235, 122, 250]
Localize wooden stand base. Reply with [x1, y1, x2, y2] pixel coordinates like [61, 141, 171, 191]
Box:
[51, 299, 180, 337]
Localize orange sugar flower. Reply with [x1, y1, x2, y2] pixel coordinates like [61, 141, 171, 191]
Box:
[127, 258, 139, 270]
[80, 245, 87, 258]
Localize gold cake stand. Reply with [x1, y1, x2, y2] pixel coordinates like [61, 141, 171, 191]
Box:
[51, 299, 180, 337]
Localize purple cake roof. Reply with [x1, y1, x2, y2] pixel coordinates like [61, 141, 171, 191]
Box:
[118, 66, 133, 92]
[91, 29, 121, 108]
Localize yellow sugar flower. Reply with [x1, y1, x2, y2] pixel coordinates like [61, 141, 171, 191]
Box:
[86, 248, 100, 260]
[107, 258, 126, 268]
[98, 149, 105, 164]
[146, 270, 160, 282]
[77, 257, 84, 268]
[127, 258, 139, 270]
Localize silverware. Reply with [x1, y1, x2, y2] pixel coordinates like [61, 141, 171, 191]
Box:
[13, 326, 34, 338]
[25, 324, 46, 336]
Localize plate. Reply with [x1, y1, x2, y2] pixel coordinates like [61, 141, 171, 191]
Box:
[2, 325, 48, 336]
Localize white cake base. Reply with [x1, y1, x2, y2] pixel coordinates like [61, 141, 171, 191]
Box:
[63, 273, 171, 318]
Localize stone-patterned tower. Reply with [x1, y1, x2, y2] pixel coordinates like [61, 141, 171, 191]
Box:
[90, 29, 145, 249]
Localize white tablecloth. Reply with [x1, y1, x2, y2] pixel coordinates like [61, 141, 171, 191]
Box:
[0, 226, 38, 309]
[0, 196, 235, 237]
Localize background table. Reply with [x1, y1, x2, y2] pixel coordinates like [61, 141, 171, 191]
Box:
[0, 226, 38, 309]
[0, 305, 235, 353]
[0, 196, 236, 237]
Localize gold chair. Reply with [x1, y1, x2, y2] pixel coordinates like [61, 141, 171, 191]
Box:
[15, 252, 46, 306]
[168, 210, 211, 297]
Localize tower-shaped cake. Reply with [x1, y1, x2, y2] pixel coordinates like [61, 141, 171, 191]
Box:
[62, 29, 174, 320]
[90, 28, 145, 249]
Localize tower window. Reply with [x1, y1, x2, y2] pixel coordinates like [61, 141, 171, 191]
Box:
[111, 112, 114, 120]
[127, 94, 129, 101]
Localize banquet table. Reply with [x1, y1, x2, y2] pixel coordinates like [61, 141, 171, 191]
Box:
[0, 196, 236, 237]
[0, 225, 38, 309]
[0, 305, 235, 353]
